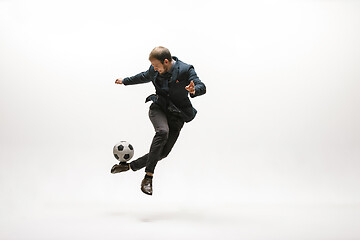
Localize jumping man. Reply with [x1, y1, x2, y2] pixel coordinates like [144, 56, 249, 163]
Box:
[111, 46, 206, 195]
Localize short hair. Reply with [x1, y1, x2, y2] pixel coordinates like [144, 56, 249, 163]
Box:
[149, 46, 172, 64]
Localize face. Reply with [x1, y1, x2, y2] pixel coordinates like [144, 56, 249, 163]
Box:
[150, 58, 171, 75]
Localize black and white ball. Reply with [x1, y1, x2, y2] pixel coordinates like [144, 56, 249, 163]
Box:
[113, 141, 134, 162]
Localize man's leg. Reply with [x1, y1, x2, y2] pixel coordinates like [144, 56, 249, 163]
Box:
[141, 114, 184, 195]
[138, 105, 170, 195]
[111, 105, 168, 174]
[118, 105, 168, 172]
[132, 115, 184, 171]
[128, 153, 148, 171]
[160, 115, 184, 159]
[144, 105, 169, 174]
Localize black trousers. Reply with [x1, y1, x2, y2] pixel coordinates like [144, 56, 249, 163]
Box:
[130, 104, 185, 173]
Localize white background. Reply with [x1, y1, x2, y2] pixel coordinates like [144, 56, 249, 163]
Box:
[1, 0, 360, 239]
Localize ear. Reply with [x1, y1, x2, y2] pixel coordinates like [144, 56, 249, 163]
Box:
[163, 59, 169, 65]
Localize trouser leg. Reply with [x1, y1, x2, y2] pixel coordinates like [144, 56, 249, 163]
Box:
[145, 106, 169, 173]
[129, 153, 148, 171]
[159, 114, 184, 159]
[130, 105, 168, 172]
[130, 105, 184, 173]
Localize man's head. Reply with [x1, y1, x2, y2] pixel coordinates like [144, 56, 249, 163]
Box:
[149, 46, 173, 75]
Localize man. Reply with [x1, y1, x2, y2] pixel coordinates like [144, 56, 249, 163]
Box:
[111, 46, 206, 195]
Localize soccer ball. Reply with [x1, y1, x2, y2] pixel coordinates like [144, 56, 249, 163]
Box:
[113, 141, 134, 162]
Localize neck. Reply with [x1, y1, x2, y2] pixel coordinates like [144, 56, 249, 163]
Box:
[165, 60, 173, 73]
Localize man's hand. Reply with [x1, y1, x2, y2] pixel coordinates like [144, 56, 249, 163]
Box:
[115, 78, 123, 84]
[185, 80, 195, 95]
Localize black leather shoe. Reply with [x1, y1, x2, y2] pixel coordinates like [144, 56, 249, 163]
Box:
[141, 177, 153, 195]
[111, 162, 130, 174]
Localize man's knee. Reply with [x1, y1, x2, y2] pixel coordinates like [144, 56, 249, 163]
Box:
[156, 129, 169, 141]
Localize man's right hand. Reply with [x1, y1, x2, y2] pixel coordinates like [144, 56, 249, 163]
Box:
[115, 78, 123, 84]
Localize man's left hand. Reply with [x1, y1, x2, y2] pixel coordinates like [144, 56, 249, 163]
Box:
[185, 81, 196, 95]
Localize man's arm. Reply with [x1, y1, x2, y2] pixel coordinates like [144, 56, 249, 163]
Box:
[186, 66, 206, 97]
[116, 66, 153, 86]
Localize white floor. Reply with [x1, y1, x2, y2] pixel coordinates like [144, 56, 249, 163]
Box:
[1, 148, 360, 240]
[2, 200, 360, 240]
